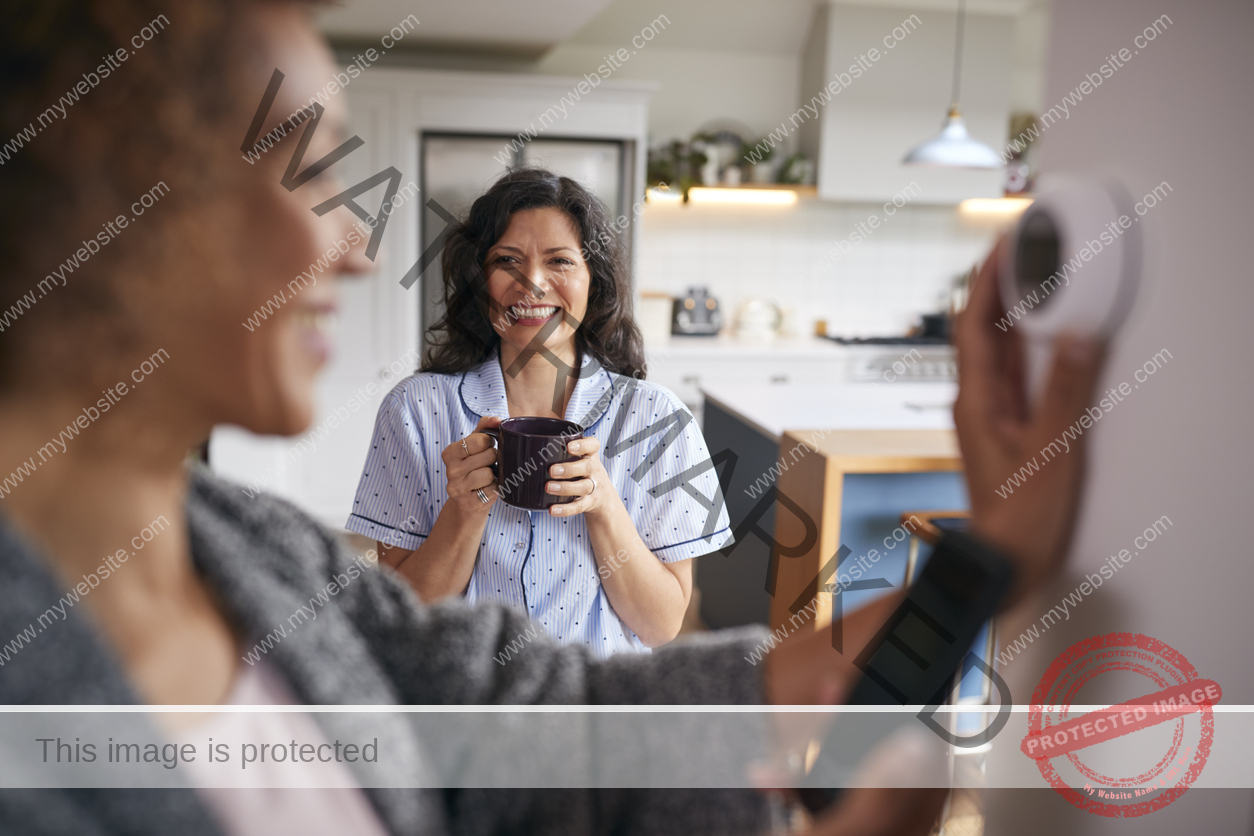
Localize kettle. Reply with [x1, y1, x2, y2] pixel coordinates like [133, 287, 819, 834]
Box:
[734, 297, 782, 339]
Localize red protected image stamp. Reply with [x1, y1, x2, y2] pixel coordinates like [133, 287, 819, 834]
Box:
[1020, 632, 1221, 817]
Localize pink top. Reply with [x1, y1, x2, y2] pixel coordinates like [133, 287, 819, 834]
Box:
[172, 660, 392, 836]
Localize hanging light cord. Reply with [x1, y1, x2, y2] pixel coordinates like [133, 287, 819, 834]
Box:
[950, 0, 967, 109]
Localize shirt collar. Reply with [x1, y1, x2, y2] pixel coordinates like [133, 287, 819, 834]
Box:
[458, 352, 511, 419]
[458, 350, 622, 430]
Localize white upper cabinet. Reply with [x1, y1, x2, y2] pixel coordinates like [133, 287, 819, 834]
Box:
[797, 3, 1014, 204]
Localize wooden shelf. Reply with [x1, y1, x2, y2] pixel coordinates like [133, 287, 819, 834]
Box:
[700, 184, 816, 194]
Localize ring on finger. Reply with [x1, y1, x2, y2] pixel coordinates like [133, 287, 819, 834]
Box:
[476, 488, 489, 504]
[588, 477, 597, 494]
[461, 438, 470, 456]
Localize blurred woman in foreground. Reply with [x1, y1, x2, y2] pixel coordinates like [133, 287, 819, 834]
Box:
[0, 1, 1104, 834]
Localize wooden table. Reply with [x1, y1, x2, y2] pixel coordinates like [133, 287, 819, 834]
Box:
[768, 429, 963, 632]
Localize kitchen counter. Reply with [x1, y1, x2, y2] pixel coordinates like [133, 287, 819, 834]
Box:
[645, 335, 851, 359]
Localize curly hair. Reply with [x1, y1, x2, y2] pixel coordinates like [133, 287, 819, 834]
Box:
[0, 0, 311, 381]
[422, 168, 646, 379]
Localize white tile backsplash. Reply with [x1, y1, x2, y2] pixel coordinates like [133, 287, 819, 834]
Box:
[637, 199, 997, 338]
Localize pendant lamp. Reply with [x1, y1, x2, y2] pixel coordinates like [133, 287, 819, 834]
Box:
[903, 0, 1001, 169]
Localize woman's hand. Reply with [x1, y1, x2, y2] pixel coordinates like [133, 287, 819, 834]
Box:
[953, 239, 1107, 607]
[544, 435, 614, 518]
[441, 416, 501, 517]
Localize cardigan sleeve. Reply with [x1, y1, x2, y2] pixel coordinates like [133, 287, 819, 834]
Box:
[188, 468, 775, 836]
[328, 526, 777, 836]
[338, 535, 769, 706]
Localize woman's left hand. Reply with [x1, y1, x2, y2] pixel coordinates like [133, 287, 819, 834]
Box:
[545, 436, 613, 517]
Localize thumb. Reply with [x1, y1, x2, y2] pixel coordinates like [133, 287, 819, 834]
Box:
[475, 415, 503, 432]
[1032, 333, 1106, 447]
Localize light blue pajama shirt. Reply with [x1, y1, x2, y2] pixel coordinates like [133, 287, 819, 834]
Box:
[346, 352, 732, 656]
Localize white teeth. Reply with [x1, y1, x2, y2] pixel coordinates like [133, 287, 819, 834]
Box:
[296, 311, 335, 332]
[510, 305, 559, 319]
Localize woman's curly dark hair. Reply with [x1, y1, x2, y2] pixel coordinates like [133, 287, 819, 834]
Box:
[422, 168, 646, 379]
[0, 0, 311, 383]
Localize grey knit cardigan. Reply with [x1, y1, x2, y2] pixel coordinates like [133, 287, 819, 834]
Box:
[0, 469, 773, 835]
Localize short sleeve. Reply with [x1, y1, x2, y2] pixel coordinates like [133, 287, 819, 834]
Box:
[629, 388, 733, 563]
[345, 393, 432, 550]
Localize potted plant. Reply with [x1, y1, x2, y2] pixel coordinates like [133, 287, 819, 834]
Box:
[741, 138, 775, 183]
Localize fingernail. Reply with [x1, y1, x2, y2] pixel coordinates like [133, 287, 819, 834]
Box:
[551, 465, 565, 476]
[567, 442, 579, 454]
[551, 505, 563, 515]
[547, 482, 560, 492]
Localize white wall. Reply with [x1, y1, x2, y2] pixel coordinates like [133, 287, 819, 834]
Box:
[535, 44, 801, 146]
[637, 199, 995, 337]
[983, 1, 1254, 831]
[800, 3, 1014, 203]
[1008, 1, 1050, 113]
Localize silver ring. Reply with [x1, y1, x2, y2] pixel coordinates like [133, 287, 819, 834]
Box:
[588, 477, 597, 494]
[461, 438, 470, 456]
[476, 489, 489, 504]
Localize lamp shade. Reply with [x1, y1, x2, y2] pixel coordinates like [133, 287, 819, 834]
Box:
[903, 108, 1002, 169]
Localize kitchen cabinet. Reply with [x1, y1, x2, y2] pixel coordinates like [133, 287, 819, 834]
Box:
[796, 3, 1014, 204]
[645, 336, 956, 424]
[645, 336, 854, 423]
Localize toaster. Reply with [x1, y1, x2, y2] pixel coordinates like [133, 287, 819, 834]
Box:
[671, 286, 722, 336]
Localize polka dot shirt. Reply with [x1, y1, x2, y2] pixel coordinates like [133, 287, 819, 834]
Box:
[346, 352, 732, 658]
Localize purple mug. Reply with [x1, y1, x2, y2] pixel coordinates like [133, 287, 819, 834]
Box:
[482, 417, 584, 510]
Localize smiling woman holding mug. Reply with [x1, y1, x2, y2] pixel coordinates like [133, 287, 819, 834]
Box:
[346, 169, 729, 654]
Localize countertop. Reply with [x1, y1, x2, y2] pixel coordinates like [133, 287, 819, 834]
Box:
[701, 380, 957, 441]
[644, 335, 853, 359]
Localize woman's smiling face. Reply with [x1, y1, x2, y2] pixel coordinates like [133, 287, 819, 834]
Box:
[484, 207, 590, 361]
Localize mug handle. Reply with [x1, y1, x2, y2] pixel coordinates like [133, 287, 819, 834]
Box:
[480, 426, 500, 476]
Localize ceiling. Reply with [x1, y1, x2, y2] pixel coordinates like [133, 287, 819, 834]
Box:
[317, 0, 1041, 57]
[315, 0, 617, 55]
[566, 0, 818, 55]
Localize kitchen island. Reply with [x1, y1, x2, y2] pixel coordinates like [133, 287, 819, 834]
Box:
[695, 381, 967, 633]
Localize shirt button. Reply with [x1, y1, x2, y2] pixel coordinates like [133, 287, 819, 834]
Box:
[515, 542, 526, 549]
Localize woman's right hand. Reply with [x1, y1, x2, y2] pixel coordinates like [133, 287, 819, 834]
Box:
[441, 416, 502, 516]
[953, 239, 1106, 607]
